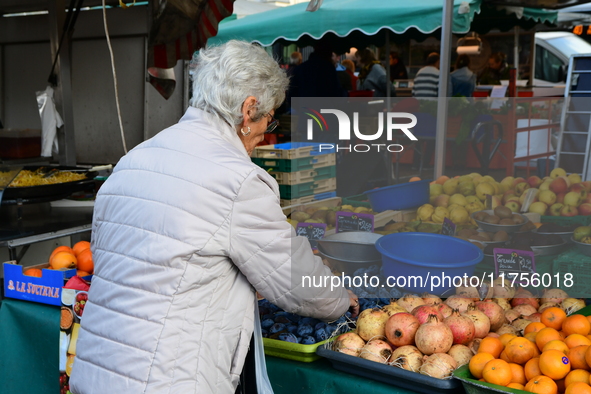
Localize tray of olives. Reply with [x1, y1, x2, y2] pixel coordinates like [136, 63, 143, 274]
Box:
[471, 207, 527, 234]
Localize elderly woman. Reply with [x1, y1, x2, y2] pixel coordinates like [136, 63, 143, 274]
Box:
[70, 40, 357, 394]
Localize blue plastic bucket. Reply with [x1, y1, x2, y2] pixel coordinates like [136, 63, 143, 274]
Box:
[375, 233, 483, 296]
[364, 179, 430, 212]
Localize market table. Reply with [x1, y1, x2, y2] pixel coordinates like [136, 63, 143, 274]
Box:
[0, 298, 420, 394]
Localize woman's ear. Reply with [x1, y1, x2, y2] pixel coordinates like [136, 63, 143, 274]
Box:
[241, 96, 257, 125]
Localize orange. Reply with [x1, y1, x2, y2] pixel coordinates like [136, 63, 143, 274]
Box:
[587, 315, 591, 326]
[23, 268, 42, 277]
[507, 383, 524, 390]
[525, 358, 542, 381]
[49, 251, 77, 269]
[76, 248, 94, 274]
[436, 175, 450, 185]
[565, 369, 591, 387]
[499, 333, 517, 347]
[469, 352, 495, 379]
[482, 359, 512, 387]
[563, 315, 591, 337]
[525, 322, 547, 335]
[508, 362, 526, 385]
[536, 327, 562, 352]
[539, 349, 571, 380]
[565, 334, 591, 349]
[525, 375, 558, 394]
[525, 332, 538, 343]
[478, 337, 504, 359]
[76, 270, 91, 277]
[541, 307, 567, 331]
[565, 382, 591, 394]
[568, 345, 590, 370]
[409, 177, 421, 182]
[505, 337, 537, 365]
[542, 339, 570, 355]
[49, 246, 74, 262]
[500, 350, 510, 363]
[72, 241, 91, 257]
[583, 346, 591, 370]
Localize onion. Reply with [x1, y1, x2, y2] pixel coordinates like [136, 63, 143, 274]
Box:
[333, 332, 366, 357]
[415, 315, 454, 355]
[475, 300, 506, 331]
[359, 339, 392, 363]
[511, 296, 540, 310]
[504, 309, 521, 324]
[412, 304, 443, 324]
[512, 318, 532, 334]
[383, 303, 408, 316]
[385, 312, 420, 347]
[390, 345, 424, 372]
[397, 294, 426, 312]
[525, 313, 541, 323]
[436, 302, 454, 319]
[512, 304, 537, 316]
[445, 295, 475, 314]
[467, 338, 482, 354]
[448, 344, 473, 366]
[444, 309, 475, 345]
[496, 324, 519, 336]
[419, 353, 458, 379]
[541, 289, 569, 305]
[492, 277, 516, 299]
[562, 298, 586, 315]
[356, 308, 390, 341]
[538, 302, 561, 313]
[422, 293, 442, 306]
[463, 306, 491, 339]
[492, 298, 512, 311]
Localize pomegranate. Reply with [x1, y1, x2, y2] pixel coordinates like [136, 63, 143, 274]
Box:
[385, 312, 420, 347]
[412, 304, 443, 324]
[455, 285, 480, 301]
[463, 306, 491, 339]
[495, 324, 519, 336]
[512, 304, 537, 316]
[383, 303, 407, 316]
[333, 332, 366, 357]
[515, 288, 535, 298]
[504, 309, 521, 324]
[445, 295, 474, 313]
[397, 294, 425, 312]
[492, 277, 516, 298]
[422, 293, 442, 306]
[492, 298, 511, 311]
[475, 300, 506, 331]
[525, 313, 541, 323]
[467, 338, 482, 354]
[511, 296, 539, 310]
[390, 345, 424, 372]
[541, 288, 569, 305]
[562, 298, 585, 314]
[486, 332, 500, 338]
[359, 339, 392, 363]
[444, 309, 475, 345]
[436, 302, 454, 319]
[511, 318, 532, 334]
[419, 353, 457, 379]
[415, 315, 453, 355]
[538, 302, 561, 313]
[448, 344, 473, 366]
[356, 308, 390, 341]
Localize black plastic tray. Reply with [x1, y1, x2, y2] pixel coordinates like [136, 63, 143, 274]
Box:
[316, 346, 465, 394]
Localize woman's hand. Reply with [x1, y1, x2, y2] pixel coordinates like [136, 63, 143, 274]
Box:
[347, 289, 359, 318]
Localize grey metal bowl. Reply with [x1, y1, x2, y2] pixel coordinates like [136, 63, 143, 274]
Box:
[537, 230, 574, 243]
[471, 210, 527, 234]
[530, 242, 569, 256]
[316, 232, 382, 262]
[572, 236, 591, 257]
[317, 245, 382, 276]
[467, 231, 508, 247]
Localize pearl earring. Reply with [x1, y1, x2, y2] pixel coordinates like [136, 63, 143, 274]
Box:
[240, 127, 251, 136]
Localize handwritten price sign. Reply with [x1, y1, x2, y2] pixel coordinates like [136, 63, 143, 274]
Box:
[335, 211, 374, 233]
[296, 223, 327, 249]
[494, 248, 536, 278]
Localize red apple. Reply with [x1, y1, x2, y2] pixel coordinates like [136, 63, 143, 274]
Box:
[514, 182, 530, 197]
[433, 194, 450, 208]
[550, 177, 569, 194]
[549, 203, 564, 216]
[582, 181, 591, 192]
[560, 205, 579, 217]
[503, 190, 517, 204]
[569, 183, 588, 199]
[505, 201, 521, 212]
[527, 176, 543, 188]
[583, 194, 591, 205]
[512, 177, 526, 187]
[579, 203, 591, 216]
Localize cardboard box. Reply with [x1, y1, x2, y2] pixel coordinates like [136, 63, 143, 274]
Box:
[3, 261, 76, 306]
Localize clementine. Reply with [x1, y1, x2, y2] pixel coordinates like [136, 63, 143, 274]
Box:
[49, 246, 74, 263]
[23, 268, 42, 277]
[478, 337, 504, 359]
[505, 337, 537, 365]
[541, 307, 567, 331]
[508, 362, 526, 385]
[409, 177, 421, 182]
[499, 333, 517, 347]
[76, 248, 93, 274]
[507, 382, 524, 390]
[565, 334, 591, 349]
[565, 381, 591, 394]
[564, 369, 591, 387]
[469, 352, 495, 379]
[524, 375, 558, 394]
[50, 251, 77, 269]
[539, 349, 571, 380]
[542, 339, 569, 355]
[525, 358, 542, 381]
[72, 240, 91, 257]
[563, 315, 591, 337]
[536, 327, 562, 352]
[482, 359, 512, 387]
[525, 322, 546, 335]
[568, 345, 590, 370]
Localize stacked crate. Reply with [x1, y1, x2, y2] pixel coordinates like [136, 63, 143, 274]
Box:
[252, 143, 337, 207]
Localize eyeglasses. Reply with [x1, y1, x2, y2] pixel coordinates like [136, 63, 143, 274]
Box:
[265, 113, 279, 134]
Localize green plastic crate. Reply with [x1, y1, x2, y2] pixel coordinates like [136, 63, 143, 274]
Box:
[271, 165, 336, 185]
[551, 247, 591, 298]
[252, 153, 336, 172]
[341, 193, 372, 209]
[263, 337, 330, 362]
[279, 178, 336, 199]
[540, 215, 591, 227]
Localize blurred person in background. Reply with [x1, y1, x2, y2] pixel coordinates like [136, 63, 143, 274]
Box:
[451, 54, 476, 97]
[389, 51, 408, 81]
[412, 52, 441, 97]
[332, 52, 352, 91]
[355, 48, 395, 97]
[478, 52, 510, 85]
[341, 59, 358, 92]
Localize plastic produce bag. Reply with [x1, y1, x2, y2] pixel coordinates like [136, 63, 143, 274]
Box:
[253, 298, 274, 394]
[36, 85, 63, 157]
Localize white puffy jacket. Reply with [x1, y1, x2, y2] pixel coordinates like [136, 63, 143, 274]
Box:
[70, 107, 350, 393]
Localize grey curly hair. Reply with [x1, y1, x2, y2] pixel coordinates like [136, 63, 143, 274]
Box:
[190, 40, 289, 127]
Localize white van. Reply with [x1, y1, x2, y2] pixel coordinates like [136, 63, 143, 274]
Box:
[534, 31, 591, 85]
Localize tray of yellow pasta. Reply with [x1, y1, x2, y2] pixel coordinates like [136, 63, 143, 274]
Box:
[2, 166, 97, 203]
